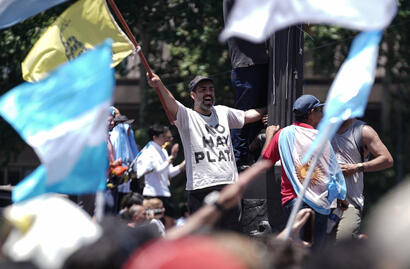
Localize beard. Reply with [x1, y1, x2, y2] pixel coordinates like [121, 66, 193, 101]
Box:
[199, 100, 214, 111]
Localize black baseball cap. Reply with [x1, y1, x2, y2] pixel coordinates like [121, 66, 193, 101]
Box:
[293, 95, 324, 116]
[188, 75, 213, 92]
[113, 115, 135, 125]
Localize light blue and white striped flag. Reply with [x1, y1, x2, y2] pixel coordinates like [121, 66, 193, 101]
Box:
[303, 31, 383, 163]
[0, 0, 68, 29]
[220, 0, 396, 43]
[0, 39, 114, 202]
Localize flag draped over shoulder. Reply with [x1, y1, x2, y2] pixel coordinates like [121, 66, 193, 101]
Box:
[0, 0, 68, 30]
[0, 40, 115, 203]
[303, 31, 383, 163]
[220, 0, 396, 43]
[279, 125, 346, 215]
[22, 0, 134, 82]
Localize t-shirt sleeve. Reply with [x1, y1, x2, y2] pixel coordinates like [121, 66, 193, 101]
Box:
[225, 106, 245, 129]
[262, 131, 281, 164]
[174, 101, 189, 129]
[136, 150, 153, 178]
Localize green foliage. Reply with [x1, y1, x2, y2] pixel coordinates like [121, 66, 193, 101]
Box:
[115, 0, 233, 126]
[304, 25, 356, 76]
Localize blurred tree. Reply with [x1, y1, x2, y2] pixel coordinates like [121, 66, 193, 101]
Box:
[115, 0, 232, 128]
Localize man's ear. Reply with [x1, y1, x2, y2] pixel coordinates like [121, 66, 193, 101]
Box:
[190, 90, 196, 101]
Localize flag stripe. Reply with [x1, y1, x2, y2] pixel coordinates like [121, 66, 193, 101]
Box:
[0, 40, 114, 203]
[0, 0, 68, 29]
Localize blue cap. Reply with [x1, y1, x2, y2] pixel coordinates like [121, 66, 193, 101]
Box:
[293, 95, 324, 116]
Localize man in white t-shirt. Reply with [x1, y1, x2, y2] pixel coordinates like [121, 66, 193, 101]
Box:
[147, 73, 265, 231]
[136, 124, 185, 228]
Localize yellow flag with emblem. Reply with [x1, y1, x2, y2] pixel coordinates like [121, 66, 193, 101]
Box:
[22, 0, 135, 82]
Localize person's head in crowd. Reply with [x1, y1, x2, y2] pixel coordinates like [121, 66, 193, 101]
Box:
[143, 198, 165, 220]
[127, 204, 147, 228]
[148, 124, 173, 147]
[188, 75, 215, 115]
[110, 106, 120, 118]
[120, 192, 144, 210]
[108, 106, 121, 132]
[107, 115, 115, 131]
[63, 216, 158, 269]
[293, 94, 323, 128]
[123, 235, 247, 269]
[119, 192, 144, 221]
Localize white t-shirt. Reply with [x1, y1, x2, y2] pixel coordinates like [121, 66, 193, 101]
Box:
[136, 141, 181, 197]
[150, 218, 165, 237]
[174, 102, 245, 190]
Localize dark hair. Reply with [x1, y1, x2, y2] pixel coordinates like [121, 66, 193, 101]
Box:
[295, 114, 309, 123]
[120, 192, 144, 209]
[62, 216, 159, 269]
[148, 124, 169, 140]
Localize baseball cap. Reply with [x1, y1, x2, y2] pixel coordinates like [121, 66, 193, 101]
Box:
[113, 115, 135, 125]
[293, 94, 324, 116]
[188, 75, 213, 92]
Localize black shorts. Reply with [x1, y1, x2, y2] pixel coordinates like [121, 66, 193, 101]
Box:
[143, 195, 176, 218]
[187, 184, 241, 232]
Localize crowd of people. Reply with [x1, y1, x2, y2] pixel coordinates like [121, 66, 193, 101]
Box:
[0, 68, 401, 268]
[0, 4, 398, 265]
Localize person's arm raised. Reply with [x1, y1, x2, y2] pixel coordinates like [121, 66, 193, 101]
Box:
[147, 73, 179, 122]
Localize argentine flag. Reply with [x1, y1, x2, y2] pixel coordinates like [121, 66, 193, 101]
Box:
[0, 40, 114, 202]
[279, 125, 346, 215]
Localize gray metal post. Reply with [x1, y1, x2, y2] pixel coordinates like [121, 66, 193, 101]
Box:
[267, 25, 304, 231]
[241, 25, 304, 235]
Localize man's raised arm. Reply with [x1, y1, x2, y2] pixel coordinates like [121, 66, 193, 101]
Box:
[147, 73, 179, 122]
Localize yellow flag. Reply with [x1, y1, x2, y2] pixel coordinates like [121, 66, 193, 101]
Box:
[22, 0, 135, 82]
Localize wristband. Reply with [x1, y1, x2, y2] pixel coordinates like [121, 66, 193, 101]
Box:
[204, 191, 225, 212]
[357, 163, 364, 173]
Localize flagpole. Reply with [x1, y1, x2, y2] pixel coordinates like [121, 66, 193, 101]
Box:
[95, 191, 105, 223]
[106, 0, 174, 125]
[282, 125, 331, 240]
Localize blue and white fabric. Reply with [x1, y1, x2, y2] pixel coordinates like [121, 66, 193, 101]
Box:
[0, 40, 114, 202]
[278, 125, 346, 215]
[0, 0, 68, 29]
